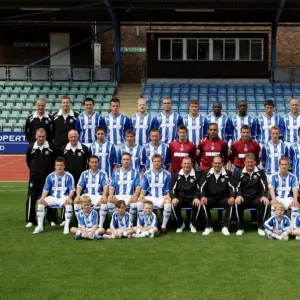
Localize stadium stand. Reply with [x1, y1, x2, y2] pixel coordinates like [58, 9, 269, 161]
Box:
[0, 81, 117, 131]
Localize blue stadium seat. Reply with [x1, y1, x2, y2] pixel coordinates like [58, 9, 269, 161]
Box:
[199, 88, 208, 95]
[171, 87, 180, 94]
[181, 88, 189, 95]
[153, 87, 162, 94]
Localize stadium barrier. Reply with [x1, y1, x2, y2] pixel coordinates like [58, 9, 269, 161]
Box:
[0, 132, 28, 154]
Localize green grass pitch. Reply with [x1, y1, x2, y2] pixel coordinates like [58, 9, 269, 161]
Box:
[1, 182, 299, 300]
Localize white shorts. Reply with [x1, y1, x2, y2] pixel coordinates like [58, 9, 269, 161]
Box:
[81, 194, 101, 207]
[45, 196, 69, 206]
[144, 196, 164, 208]
[115, 195, 132, 205]
[277, 197, 294, 210]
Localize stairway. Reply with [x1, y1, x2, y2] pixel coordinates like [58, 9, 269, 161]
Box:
[115, 83, 142, 116]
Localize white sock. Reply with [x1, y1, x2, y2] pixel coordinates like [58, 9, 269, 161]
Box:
[74, 204, 81, 218]
[129, 203, 137, 224]
[122, 231, 128, 237]
[64, 205, 73, 229]
[291, 207, 299, 226]
[107, 203, 115, 215]
[137, 202, 144, 218]
[37, 204, 45, 229]
[271, 206, 275, 217]
[99, 204, 108, 228]
[162, 203, 171, 228]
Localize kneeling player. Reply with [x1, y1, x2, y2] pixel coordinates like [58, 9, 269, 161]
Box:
[264, 203, 292, 241]
[293, 214, 300, 241]
[33, 157, 75, 234]
[133, 201, 158, 238]
[70, 196, 104, 240]
[106, 200, 133, 238]
[137, 154, 171, 233]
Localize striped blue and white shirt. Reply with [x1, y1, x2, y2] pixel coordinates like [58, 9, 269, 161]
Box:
[182, 114, 208, 145]
[117, 143, 143, 171]
[141, 142, 171, 170]
[89, 141, 117, 178]
[142, 169, 170, 197]
[76, 112, 103, 144]
[137, 212, 157, 228]
[256, 114, 285, 144]
[152, 111, 183, 144]
[131, 112, 153, 146]
[271, 172, 297, 198]
[110, 211, 132, 229]
[110, 168, 141, 195]
[294, 213, 300, 228]
[77, 169, 108, 195]
[103, 113, 133, 145]
[44, 171, 75, 198]
[289, 142, 300, 182]
[261, 141, 288, 174]
[283, 113, 300, 143]
[77, 209, 98, 230]
[264, 215, 292, 232]
[206, 113, 233, 142]
[231, 114, 257, 143]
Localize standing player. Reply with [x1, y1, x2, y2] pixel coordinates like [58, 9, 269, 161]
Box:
[261, 126, 288, 183]
[33, 157, 75, 234]
[231, 101, 256, 143]
[25, 128, 55, 228]
[256, 100, 284, 146]
[52, 95, 78, 153]
[25, 98, 53, 143]
[269, 157, 299, 225]
[117, 129, 142, 171]
[108, 153, 141, 223]
[169, 125, 196, 172]
[230, 125, 260, 176]
[89, 126, 117, 178]
[182, 99, 208, 146]
[103, 98, 133, 152]
[289, 127, 300, 183]
[76, 98, 104, 147]
[197, 123, 228, 171]
[74, 155, 109, 228]
[283, 98, 300, 148]
[152, 97, 183, 144]
[131, 98, 153, 146]
[137, 154, 172, 233]
[207, 102, 232, 143]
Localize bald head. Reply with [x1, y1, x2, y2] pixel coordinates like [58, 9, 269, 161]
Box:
[68, 130, 79, 146]
[137, 98, 147, 114]
[36, 98, 46, 116]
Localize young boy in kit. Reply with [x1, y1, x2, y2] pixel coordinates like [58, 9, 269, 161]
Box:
[133, 201, 158, 238]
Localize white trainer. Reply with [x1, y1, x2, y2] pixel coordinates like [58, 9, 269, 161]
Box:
[257, 228, 265, 236]
[221, 227, 230, 236]
[60, 221, 65, 227]
[236, 229, 244, 236]
[25, 222, 34, 228]
[202, 227, 213, 236]
[176, 223, 186, 233]
[189, 223, 197, 233]
[63, 227, 70, 234]
[33, 227, 44, 234]
[50, 222, 56, 227]
[295, 236, 300, 241]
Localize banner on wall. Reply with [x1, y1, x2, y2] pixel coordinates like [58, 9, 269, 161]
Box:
[0, 132, 28, 154]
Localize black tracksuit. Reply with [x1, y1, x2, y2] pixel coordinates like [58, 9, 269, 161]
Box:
[235, 167, 269, 229]
[25, 142, 56, 224]
[169, 169, 202, 227]
[52, 110, 78, 152]
[199, 168, 236, 228]
[24, 112, 53, 143]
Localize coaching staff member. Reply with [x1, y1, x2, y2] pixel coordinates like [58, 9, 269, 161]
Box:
[25, 98, 53, 143]
[170, 156, 202, 233]
[199, 156, 236, 236]
[235, 153, 269, 236]
[25, 128, 55, 227]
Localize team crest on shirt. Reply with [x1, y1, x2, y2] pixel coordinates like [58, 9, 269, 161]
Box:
[45, 120, 49, 124]
[190, 178, 194, 183]
[78, 152, 82, 156]
[69, 119, 74, 123]
[221, 178, 225, 182]
[45, 150, 49, 155]
[253, 175, 257, 179]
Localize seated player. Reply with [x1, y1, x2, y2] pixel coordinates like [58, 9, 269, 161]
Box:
[264, 203, 292, 241]
[33, 157, 75, 234]
[106, 200, 133, 239]
[137, 154, 171, 233]
[70, 196, 104, 240]
[108, 152, 141, 223]
[74, 155, 109, 228]
[293, 213, 300, 241]
[269, 157, 299, 225]
[133, 201, 158, 238]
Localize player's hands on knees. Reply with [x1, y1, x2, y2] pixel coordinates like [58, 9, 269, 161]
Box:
[200, 197, 207, 205]
[100, 196, 108, 204]
[108, 195, 117, 203]
[271, 198, 278, 205]
[235, 196, 243, 205]
[38, 198, 47, 205]
[164, 195, 171, 203]
[291, 200, 299, 207]
[137, 196, 145, 202]
[228, 197, 235, 206]
[260, 196, 269, 205]
[274, 230, 282, 235]
[74, 196, 81, 204]
[172, 198, 179, 207]
[193, 198, 201, 207]
[130, 195, 138, 203]
[65, 197, 73, 205]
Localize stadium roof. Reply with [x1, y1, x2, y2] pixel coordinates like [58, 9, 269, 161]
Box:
[0, 0, 299, 24]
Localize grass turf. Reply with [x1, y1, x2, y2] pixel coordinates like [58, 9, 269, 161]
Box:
[1, 182, 300, 300]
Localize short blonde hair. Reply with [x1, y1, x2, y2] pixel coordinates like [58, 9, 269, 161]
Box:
[274, 202, 285, 211]
[81, 195, 92, 205]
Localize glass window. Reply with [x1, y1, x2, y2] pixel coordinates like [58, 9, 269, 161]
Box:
[160, 39, 171, 60]
[198, 40, 209, 60]
[251, 41, 262, 60]
[225, 40, 236, 60]
[172, 39, 183, 60]
[187, 39, 197, 60]
[240, 40, 250, 60]
[213, 40, 224, 60]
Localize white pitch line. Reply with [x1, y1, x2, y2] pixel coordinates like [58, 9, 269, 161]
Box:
[0, 190, 27, 192]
